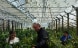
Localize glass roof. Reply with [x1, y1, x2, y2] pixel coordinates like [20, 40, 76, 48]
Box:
[0, 0, 78, 27]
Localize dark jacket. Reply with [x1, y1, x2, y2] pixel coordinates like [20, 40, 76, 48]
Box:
[35, 28, 49, 48]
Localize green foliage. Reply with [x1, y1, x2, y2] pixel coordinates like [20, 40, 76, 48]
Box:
[0, 28, 78, 48]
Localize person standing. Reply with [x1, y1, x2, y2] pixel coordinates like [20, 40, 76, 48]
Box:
[32, 23, 49, 48]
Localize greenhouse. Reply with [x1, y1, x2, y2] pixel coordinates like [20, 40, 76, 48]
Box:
[0, 0, 78, 48]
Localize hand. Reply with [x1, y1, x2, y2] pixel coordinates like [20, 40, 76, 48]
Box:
[32, 44, 36, 48]
[32, 46, 35, 48]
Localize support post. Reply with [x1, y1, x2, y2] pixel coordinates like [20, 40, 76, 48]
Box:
[8, 20, 10, 31]
[2, 19, 5, 31]
[56, 19, 57, 33]
[21, 23, 22, 29]
[15, 21, 17, 30]
[76, 8, 78, 35]
[58, 19, 60, 31]
[12, 21, 14, 31]
[67, 13, 69, 31]
[72, 5, 78, 35]
[17, 22, 19, 29]
[62, 16, 64, 32]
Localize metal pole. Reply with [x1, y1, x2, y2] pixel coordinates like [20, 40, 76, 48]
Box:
[12, 21, 14, 31]
[0, 19, 2, 31]
[21, 23, 22, 29]
[67, 13, 69, 31]
[16, 22, 18, 29]
[76, 8, 78, 35]
[2, 19, 5, 31]
[54, 20, 56, 29]
[56, 17, 60, 29]
[18, 22, 20, 29]
[59, 19, 60, 28]
[49, 8, 53, 30]
[42, 0, 46, 22]
[56, 19, 57, 33]
[58, 19, 60, 31]
[53, 20, 55, 30]
[15, 21, 17, 30]
[72, 5, 78, 35]
[17, 22, 19, 29]
[8, 20, 10, 31]
[62, 16, 64, 32]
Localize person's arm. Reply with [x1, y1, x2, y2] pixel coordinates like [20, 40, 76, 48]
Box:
[67, 35, 72, 40]
[69, 35, 72, 39]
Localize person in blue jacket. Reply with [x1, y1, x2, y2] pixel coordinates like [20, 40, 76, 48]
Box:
[60, 31, 72, 45]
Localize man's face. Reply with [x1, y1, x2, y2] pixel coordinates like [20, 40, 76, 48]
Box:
[33, 25, 39, 31]
[10, 33, 16, 40]
[64, 33, 68, 37]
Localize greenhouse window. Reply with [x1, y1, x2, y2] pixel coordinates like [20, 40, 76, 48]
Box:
[26, 0, 32, 3]
[7, 0, 15, 2]
[18, 0, 25, 5]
